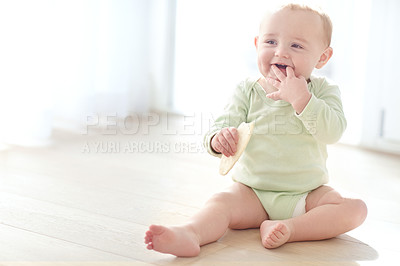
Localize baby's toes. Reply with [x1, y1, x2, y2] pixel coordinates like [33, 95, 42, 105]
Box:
[269, 233, 279, 242]
[144, 235, 151, 244]
[263, 237, 273, 248]
[272, 230, 283, 239]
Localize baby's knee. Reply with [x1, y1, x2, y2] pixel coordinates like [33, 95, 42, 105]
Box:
[341, 198, 367, 230]
[349, 198, 368, 226]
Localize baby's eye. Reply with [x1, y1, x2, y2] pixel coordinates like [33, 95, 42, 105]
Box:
[291, 43, 303, 49]
[265, 40, 277, 45]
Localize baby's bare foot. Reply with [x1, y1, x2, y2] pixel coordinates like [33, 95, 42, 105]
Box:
[144, 224, 200, 257]
[260, 220, 292, 249]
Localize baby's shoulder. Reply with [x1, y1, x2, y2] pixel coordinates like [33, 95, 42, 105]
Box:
[309, 76, 340, 97]
[235, 77, 260, 95]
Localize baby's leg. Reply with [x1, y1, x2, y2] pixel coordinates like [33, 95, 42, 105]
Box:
[145, 182, 267, 257]
[260, 185, 367, 248]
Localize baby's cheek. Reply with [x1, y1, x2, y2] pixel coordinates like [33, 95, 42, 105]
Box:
[296, 61, 314, 78]
[257, 60, 269, 76]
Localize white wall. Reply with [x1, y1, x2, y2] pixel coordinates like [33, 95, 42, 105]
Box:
[173, 0, 263, 115]
[362, 0, 400, 153]
[318, 0, 372, 145]
[148, 0, 177, 112]
[0, 0, 161, 146]
[50, 0, 153, 123]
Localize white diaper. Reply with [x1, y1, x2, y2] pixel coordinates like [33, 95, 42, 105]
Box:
[292, 194, 307, 218]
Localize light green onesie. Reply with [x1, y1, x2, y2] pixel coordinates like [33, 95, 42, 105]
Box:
[204, 76, 346, 220]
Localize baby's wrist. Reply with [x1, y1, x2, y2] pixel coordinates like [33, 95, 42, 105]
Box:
[292, 92, 312, 115]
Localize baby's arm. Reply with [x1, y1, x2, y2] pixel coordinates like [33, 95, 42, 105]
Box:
[295, 81, 346, 144]
[203, 80, 250, 157]
[266, 66, 346, 144]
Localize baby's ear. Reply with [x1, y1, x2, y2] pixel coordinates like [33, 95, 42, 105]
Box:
[316, 47, 333, 69]
[254, 36, 259, 49]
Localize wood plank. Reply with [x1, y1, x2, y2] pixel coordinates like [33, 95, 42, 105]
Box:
[0, 191, 159, 262]
[0, 171, 201, 227]
[0, 224, 131, 261]
[200, 229, 379, 262]
[0, 191, 228, 264]
[0, 140, 228, 209]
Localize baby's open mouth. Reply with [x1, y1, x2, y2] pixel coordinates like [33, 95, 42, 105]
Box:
[275, 64, 288, 70]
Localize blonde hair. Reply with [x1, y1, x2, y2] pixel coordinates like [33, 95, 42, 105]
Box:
[280, 3, 333, 47]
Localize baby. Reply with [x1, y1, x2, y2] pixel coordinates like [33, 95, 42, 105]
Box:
[144, 3, 367, 257]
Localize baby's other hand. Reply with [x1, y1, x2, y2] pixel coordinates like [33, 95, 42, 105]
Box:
[211, 127, 239, 157]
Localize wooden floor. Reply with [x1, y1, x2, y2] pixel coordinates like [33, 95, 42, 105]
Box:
[0, 117, 399, 265]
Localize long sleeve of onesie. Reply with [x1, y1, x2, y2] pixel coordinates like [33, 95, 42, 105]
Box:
[203, 80, 250, 157]
[296, 78, 347, 144]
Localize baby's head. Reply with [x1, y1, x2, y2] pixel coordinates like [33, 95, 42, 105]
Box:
[260, 4, 333, 47]
[255, 4, 333, 80]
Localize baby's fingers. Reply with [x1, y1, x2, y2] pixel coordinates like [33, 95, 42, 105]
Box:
[229, 127, 239, 144]
[266, 77, 281, 89]
[217, 137, 233, 157]
[271, 65, 286, 81]
[286, 66, 295, 78]
[266, 91, 282, 101]
[211, 132, 232, 157]
[222, 128, 237, 155]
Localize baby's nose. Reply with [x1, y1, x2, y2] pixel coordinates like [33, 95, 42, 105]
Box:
[274, 46, 289, 58]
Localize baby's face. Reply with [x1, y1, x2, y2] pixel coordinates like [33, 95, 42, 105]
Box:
[256, 9, 329, 81]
